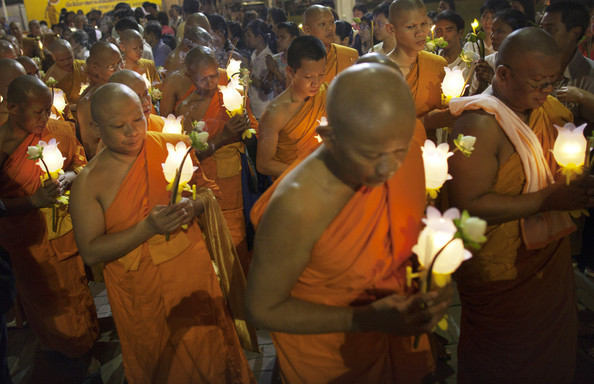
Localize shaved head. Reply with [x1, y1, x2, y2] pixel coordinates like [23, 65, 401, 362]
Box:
[389, 0, 426, 24]
[184, 26, 213, 47]
[303, 5, 332, 26]
[302, 5, 335, 46]
[356, 52, 403, 76]
[185, 45, 217, 69]
[16, 56, 39, 77]
[0, 59, 26, 98]
[87, 41, 120, 64]
[0, 40, 16, 59]
[6, 75, 51, 105]
[119, 28, 144, 44]
[108, 69, 145, 86]
[49, 38, 73, 55]
[496, 27, 558, 67]
[328, 63, 414, 139]
[185, 12, 211, 32]
[91, 83, 140, 125]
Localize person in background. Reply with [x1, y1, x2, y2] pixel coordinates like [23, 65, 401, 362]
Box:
[245, 19, 274, 119]
[435, 10, 475, 80]
[463, 0, 510, 58]
[371, 2, 396, 55]
[334, 20, 354, 47]
[157, 11, 175, 36]
[437, 0, 456, 12]
[266, 7, 287, 54]
[509, 0, 536, 24]
[169, 4, 183, 32]
[266, 21, 299, 97]
[144, 20, 172, 68]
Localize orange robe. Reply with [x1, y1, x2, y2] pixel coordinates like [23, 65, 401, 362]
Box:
[137, 58, 157, 86]
[274, 83, 327, 167]
[451, 97, 577, 383]
[147, 113, 164, 132]
[251, 143, 433, 384]
[50, 59, 88, 105]
[406, 51, 447, 119]
[103, 132, 255, 384]
[323, 43, 359, 84]
[0, 120, 98, 358]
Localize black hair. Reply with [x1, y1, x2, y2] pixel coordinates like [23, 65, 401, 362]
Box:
[144, 20, 162, 40]
[115, 17, 140, 33]
[440, 0, 456, 12]
[494, 8, 529, 31]
[157, 11, 169, 26]
[170, 5, 182, 14]
[372, 2, 390, 19]
[134, 7, 147, 23]
[114, 8, 134, 21]
[71, 29, 90, 49]
[277, 21, 300, 38]
[207, 14, 227, 39]
[183, 0, 201, 14]
[353, 4, 368, 14]
[434, 10, 465, 31]
[479, 0, 510, 17]
[267, 7, 287, 25]
[162, 34, 177, 50]
[509, 0, 535, 23]
[114, 3, 131, 12]
[545, 1, 589, 40]
[334, 20, 353, 45]
[287, 35, 326, 70]
[246, 19, 271, 44]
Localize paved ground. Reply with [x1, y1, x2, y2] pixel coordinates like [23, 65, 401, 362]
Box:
[6, 268, 594, 384]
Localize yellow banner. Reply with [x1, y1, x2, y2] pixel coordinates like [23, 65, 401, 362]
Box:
[24, 0, 163, 27]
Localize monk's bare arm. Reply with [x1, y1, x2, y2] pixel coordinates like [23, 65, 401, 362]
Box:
[160, 73, 183, 117]
[256, 106, 290, 177]
[76, 97, 99, 158]
[246, 180, 449, 335]
[449, 112, 594, 224]
[70, 167, 192, 265]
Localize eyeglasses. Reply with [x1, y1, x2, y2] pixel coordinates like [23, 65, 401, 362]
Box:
[104, 61, 124, 72]
[501, 64, 562, 92]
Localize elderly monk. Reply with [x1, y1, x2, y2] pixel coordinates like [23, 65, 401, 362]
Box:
[44, 39, 88, 106]
[257, 36, 327, 179]
[246, 63, 454, 384]
[302, 5, 358, 84]
[0, 76, 98, 364]
[109, 70, 164, 132]
[177, 12, 211, 43]
[164, 26, 213, 76]
[447, 28, 594, 383]
[119, 29, 157, 86]
[176, 46, 257, 274]
[16, 56, 40, 78]
[70, 83, 255, 384]
[77, 41, 123, 158]
[387, 0, 453, 136]
[0, 59, 26, 125]
[0, 40, 17, 59]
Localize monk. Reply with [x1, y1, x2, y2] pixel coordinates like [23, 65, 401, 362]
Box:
[176, 46, 257, 274]
[257, 35, 327, 178]
[0, 40, 16, 59]
[0, 76, 98, 369]
[70, 83, 255, 384]
[16, 56, 41, 78]
[302, 5, 358, 84]
[177, 12, 211, 42]
[387, 0, 454, 136]
[246, 63, 453, 383]
[0, 59, 26, 126]
[44, 39, 88, 107]
[109, 70, 164, 132]
[77, 41, 123, 158]
[447, 28, 594, 383]
[164, 26, 213, 76]
[119, 29, 157, 86]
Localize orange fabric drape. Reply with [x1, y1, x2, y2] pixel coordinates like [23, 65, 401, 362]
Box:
[0, 120, 97, 358]
[147, 113, 165, 132]
[49, 59, 88, 105]
[406, 51, 447, 119]
[251, 143, 434, 384]
[103, 131, 254, 384]
[323, 43, 359, 84]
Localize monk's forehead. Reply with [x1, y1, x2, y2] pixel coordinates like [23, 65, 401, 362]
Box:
[304, 7, 333, 25]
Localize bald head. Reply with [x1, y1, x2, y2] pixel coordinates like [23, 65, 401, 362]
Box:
[184, 26, 213, 48]
[119, 28, 144, 44]
[356, 53, 403, 76]
[185, 13, 211, 32]
[0, 59, 26, 98]
[49, 38, 73, 55]
[389, 0, 426, 24]
[0, 40, 16, 59]
[496, 27, 558, 67]
[88, 41, 120, 63]
[302, 5, 335, 46]
[16, 56, 40, 77]
[109, 69, 144, 86]
[185, 45, 217, 69]
[303, 5, 333, 26]
[6, 75, 51, 106]
[328, 63, 414, 139]
[91, 83, 141, 126]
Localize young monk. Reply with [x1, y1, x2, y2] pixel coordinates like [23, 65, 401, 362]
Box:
[44, 39, 88, 106]
[387, 0, 454, 135]
[0, 59, 26, 125]
[77, 41, 123, 158]
[257, 35, 327, 178]
[0, 76, 98, 371]
[69, 83, 255, 384]
[302, 4, 359, 84]
[16, 56, 40, 78]
[176, 45, 257, 274]
[118, 29, 157, 86]
[0, 40, 17, 59]
[246, 63, 453, 383]
[109, 70, 164, 132]
[447, 28, 594, 383]
[160, 26, 213, 117]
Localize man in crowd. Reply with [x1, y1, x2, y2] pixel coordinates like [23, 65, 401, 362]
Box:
[44, 39, 88, 107]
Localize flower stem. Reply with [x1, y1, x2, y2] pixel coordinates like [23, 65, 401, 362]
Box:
[166, 147, 194, 241]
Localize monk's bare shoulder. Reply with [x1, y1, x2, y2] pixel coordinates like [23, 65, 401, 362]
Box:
[260, 91, 304, 132]
[453, 109, 501, 139]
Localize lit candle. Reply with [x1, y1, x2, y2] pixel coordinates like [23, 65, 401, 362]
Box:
[552, 123, 588, 185]
[162, 141, 198, 202]
[471, 19, 479, 34]
[36, 139, 66, 179]
[52, 89, 67, 113]
[142, 73, 151, 89]
[161, 114, 183, 134]
[431, 24, 435, 40]
[226, 58, 242, 82]
[441, 66, 466, 101]
[218, 84, 244, 116]
[79, 83, 89, 95]
[421, 140, 453, 196]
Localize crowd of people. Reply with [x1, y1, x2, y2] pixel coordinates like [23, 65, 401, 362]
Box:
[0, 0, 593, 383]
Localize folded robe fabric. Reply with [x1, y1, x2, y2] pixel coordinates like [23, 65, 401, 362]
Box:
[323, 43, 359, 84]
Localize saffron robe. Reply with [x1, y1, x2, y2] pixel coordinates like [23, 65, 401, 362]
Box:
[406, 51, 447, 119]
[274, 83, 327, 167]
[0, 120, 97, 358]
[137, 58, 158, 86]
[147, 113, 165, 132]
[451, 97, 578, 383]
[48, 59, 88, 105]
[103, 132, 255, 384]
[251, 143, 434, 384]
[323, 43, 359, 84]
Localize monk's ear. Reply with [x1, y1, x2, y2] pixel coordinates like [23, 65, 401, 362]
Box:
[495, 64, 510, 82]
[286, 65, 295, 82]
[7, 101, 19, 117]
[302, 24, 311, 36]
[569, 26, 583, 43]
[89, 120, 101, 138]
[385, 23, 395, 35]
